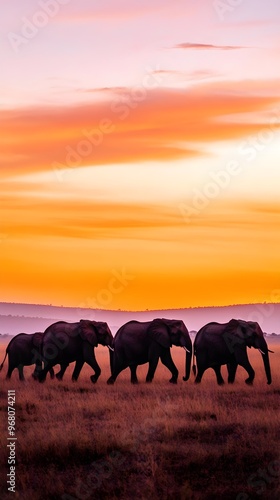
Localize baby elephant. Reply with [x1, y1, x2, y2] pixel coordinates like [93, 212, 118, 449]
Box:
[0, 332, 55, 381]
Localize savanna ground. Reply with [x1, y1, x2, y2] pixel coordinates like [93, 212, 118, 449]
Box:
[0, 340, 280, 500]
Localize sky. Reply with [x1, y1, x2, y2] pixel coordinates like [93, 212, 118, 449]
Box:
[1, 0, 280, 310]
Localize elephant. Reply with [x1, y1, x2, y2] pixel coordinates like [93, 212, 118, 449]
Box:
[107, 318, 192, 385]
[38, 319, 114, 383]
[193, 319, 273, 385]
[0, 332, 56, 381]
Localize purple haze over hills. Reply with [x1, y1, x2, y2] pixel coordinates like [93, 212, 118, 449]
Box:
[0, 302, 279, 336]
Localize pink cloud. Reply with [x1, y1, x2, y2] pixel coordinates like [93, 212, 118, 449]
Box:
[174, 42, 247, 50]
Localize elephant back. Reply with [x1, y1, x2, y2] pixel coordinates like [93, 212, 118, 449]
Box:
[44, 321, 79, 337]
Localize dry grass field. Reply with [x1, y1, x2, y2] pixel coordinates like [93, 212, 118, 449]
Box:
[0, 340, 280, 500]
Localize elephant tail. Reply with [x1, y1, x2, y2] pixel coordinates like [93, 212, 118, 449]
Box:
[0, 350, 8, 372]
[192, 350, 197, 376]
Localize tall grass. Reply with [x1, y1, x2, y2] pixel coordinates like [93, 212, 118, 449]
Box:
[0, 342, 280, 499]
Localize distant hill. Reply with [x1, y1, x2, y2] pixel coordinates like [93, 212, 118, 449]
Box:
[0, 302, 279, 336]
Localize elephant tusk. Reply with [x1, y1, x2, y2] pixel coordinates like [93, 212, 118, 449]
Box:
[107, 345, 114, 352]
[258, 349, 266, 355]
[268, 349, 274, 353]
[182, 346, 191, 353]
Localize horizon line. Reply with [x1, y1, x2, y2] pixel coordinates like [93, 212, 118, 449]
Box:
[0, 300, 279, 312]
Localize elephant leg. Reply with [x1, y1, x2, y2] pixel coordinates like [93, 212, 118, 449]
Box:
[146, 357, 159, 383]
[107, 376, 115, 385]
[240, 360, 255, 385]
[236, 351, 255, 384]
[18, 364, 25, 381]
[72, 360, 84, 381]
[212, 366, 224, 385]
[6, 366, 15, 380]
[194, 355, 206, 384]
[160, 349, 178, 384]
[6, 364, 15, 380]
[146, 342, 162, 383]
[146, 352, 159, 383]
[83, 348, 101, 383]
[107, 355, 128, 385]
[227, 362, 238, 384]
[107, 361, 127, 384]
[56, 363, 69, 381]
[130, 365, 138, 384]
[38, 363, 54, 382]
[32, 362, 43, 380]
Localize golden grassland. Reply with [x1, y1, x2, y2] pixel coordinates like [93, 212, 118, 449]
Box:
[0, 341, 280, 500]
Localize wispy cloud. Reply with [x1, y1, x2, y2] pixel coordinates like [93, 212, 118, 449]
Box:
[151, 69, 219, 83]
[152, 70, 182, 76]
[77, 86, 127, 95]
[0, 83, 279, 179]
[174, 42, 246, 50]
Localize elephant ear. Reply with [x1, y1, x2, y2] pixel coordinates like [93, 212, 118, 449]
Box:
[226, 319, 244, 338]
[79, 320, 98, 347]
[246, 321, 264, 347]
[148, 319, 171, 348]
[248, 321, 263, 337]
[33, 332, 43, 349]
[224, 319, 252, 348]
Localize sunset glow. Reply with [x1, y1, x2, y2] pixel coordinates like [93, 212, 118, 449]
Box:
[1, 0, 280, 309]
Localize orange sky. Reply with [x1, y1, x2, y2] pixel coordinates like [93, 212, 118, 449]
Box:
[1, 1, 280, 309]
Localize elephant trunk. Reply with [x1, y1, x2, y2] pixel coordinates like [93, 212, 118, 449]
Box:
[109, 346, 114, 376]
[0, 350, 8, 371]
[261, 351, 272, 385]
[259, 339, 272, 385]
[182, 345, 192, 381]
